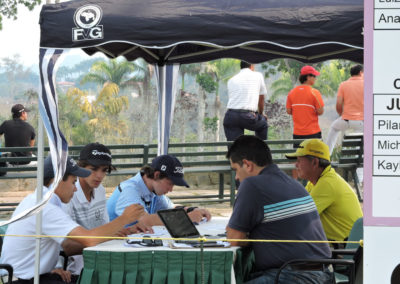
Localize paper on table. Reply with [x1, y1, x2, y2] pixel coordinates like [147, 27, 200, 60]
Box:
[127, 226, 168, 238]
[169, 241, 230, 249]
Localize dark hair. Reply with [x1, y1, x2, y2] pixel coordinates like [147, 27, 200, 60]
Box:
[240, 61, 251, 69]
[43, 172, 73, 187]
[140, 165, 169, 180]
[299, 74, 315, 84]
[77, 160, 114, 174]
[350, 65, 363, 76]
[304, 155, 331, 169]
[12, 112, 22, 119]
[226, 135, 272, 167]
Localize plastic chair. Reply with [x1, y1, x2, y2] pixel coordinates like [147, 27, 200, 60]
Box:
[333, 217, 363, 284]
[0, 230, 14, 284]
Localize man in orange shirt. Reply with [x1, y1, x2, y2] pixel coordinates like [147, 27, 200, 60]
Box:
[325, 65, 364, 154]
[286, 66, 324, 147]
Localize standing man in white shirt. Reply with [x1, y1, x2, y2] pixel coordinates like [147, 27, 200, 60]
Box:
[223, 61, 268, 141]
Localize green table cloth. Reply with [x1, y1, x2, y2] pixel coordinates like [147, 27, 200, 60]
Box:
[78, 249, 238, 284]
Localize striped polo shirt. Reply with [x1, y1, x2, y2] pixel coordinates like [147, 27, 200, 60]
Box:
[228, 164, 331, 271]
[227, 68, 267, 111]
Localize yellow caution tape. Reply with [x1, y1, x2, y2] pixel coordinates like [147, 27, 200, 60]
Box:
[0, 234, 363, 246]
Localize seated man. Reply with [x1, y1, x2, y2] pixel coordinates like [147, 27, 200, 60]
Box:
[63, 143, 136, 277]
[1, 156, 144, 284]
[226, 135, 333, 284]
[286, 139, 363, 242]
[107, 154, 211, 227]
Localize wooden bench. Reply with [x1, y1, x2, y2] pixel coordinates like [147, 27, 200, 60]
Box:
[0, 136, 364, 208]
[332, 133, 364, 201]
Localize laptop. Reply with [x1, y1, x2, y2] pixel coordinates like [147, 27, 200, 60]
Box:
[157, 208, 223, 247]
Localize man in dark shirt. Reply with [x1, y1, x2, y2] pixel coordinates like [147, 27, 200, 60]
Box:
[0, 104, 36, 164]
[226, 135, 333, 284]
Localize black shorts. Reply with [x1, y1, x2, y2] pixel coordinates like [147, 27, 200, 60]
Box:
[293, 132, 322, 148]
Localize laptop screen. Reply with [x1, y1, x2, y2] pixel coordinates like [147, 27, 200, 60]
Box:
[157, 208, 200, 238]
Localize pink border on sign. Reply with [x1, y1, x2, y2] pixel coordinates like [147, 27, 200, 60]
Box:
[363, 0, 400, 226]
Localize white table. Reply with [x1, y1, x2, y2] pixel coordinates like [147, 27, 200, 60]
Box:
[80, 218, 248, 284]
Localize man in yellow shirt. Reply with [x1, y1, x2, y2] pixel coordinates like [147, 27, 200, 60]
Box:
[286, 139, 363, 241]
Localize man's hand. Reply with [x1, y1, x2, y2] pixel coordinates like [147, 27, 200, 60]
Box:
[115, 227, 131, 237]
[188, 208, 211, 223]
[130, 222, 154, 234]
[121, 204, 144, 224]
[51, 268, 72, 283]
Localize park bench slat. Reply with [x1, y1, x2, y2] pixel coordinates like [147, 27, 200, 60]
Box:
[0, 136, 364, 213]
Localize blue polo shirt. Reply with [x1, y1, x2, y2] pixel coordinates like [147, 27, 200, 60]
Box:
[107, 172, 174, 221]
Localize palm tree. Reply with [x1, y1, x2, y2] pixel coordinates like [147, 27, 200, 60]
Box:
[180, 64, 201, 92]
[315, 60, 350, 98]
[269, 73, 293, 102]
[80, 59, 137, 88]
[67, 83, 129, 143]
[207, 59, 239, 141]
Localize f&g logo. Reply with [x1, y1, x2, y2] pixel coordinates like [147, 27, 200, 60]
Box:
[72, 5, 103, 41]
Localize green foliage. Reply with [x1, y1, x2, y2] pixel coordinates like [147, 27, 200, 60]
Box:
[208, 59, 240, 83]
[330, 145, 342, 162]
[264, 59, 352, 100]
[80, 59, 136, 88]
[66, 82, 129, 144]
[203, 116, 218, 132]
[180, 64, 201, 91]
[58, 91, 95, 145]
[0, 0, 41, 30]
[314, 60, 351, 97]
[269, 73, 293, 102]
[196, 73, 217, 93]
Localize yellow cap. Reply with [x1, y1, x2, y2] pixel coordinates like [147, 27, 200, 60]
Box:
[285, 139, 330, 161]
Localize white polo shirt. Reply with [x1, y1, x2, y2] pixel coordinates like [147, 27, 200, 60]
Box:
[227, 68, 267, 111]
[63, 179, 109, 229]
[62, 179, 109, 275]
[1, 188, 79, 280]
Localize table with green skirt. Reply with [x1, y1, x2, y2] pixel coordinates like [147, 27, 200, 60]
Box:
[78, 218, 254, 284]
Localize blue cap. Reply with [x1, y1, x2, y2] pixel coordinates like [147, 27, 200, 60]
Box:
[44, 156, 91, 179]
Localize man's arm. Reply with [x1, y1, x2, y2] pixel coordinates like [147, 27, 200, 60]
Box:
[286, 108, 292, 115]
[316, 107, 324, 115]
[226, 226, 248, 247]
[29, 139, 35, 147]
[137, 208, 212, 227]
[336, 96, 344, 116]
[258, 95, 265, 114]
[62, 238, 85, 256]
[67, 204, 144, 247]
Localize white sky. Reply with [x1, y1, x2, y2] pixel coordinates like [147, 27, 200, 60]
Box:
[0, 3, 100, 68]
[0, 6, 42, 67]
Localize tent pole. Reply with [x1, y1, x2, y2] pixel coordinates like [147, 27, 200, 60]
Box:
[34, 115, 44, 284]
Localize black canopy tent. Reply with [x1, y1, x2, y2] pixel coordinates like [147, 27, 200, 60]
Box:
[40, 0, 363, 64]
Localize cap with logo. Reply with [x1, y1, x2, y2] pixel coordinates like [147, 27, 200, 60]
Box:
[79, 142, 112, 166]
[285, 139, 330, 161]
[44, 156, 91, 179]
[300, 65, 320, 76]
[11, 104, 30, 114]
[151, 155, 189, 188]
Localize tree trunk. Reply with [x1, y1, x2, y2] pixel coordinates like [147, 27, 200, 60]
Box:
[197, 88, 206, 143]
